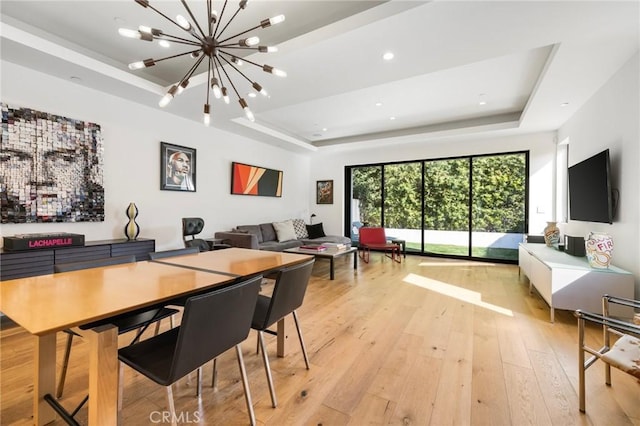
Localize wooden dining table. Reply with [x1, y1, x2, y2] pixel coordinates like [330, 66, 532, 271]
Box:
[150, 248, 314, 357]
[0, 247, 311, 425]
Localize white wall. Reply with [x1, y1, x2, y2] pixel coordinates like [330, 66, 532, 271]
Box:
[558, 53, 639, 283]
[309, 132, 557, 238]
[0, 61, 312, 250]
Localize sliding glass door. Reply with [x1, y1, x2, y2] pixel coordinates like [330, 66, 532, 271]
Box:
[346, 151, 528, 263]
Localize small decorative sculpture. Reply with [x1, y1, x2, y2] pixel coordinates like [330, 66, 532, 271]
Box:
[124, 202, 140, 240]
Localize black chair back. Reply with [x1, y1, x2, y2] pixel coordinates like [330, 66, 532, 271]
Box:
[149, 247, 199, 260]
[54, 255, 136, 273]
[169, 275, 262, 382]
[256, 260, 314, 330]
[182, 217, 210, 252]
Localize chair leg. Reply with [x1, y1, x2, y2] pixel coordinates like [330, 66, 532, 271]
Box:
[258, 331, 277, 408]
[166, 385, 177, 426]
[56, 332, 74, 398]
[235, 345, 256, 426]
[292, 311, 310, 370]
[154, 320, 161, 335]
[196, 367, 203, 398]
[211, 358, 218, 389]
[578, 317, 586, 413]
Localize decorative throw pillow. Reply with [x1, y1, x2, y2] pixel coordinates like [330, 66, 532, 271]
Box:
[272, 220, 297, 242]
[291, 218, 309, 239]
[306, 223, 326, 239]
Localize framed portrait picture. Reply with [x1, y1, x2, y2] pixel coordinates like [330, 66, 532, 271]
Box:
[316, 180, 333, 204]
[160, 142, 196, 192]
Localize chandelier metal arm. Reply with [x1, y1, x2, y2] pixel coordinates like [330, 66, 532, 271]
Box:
[142, 2, 191, 37]
[153, 36, 200, 47]
[216, 5, 243, 40]
[151, 49, 203, 65]
[205, 57, 212, 105]
[213, 0, 230, 39]
[218, 24, 261, 44]
[207, 0, 213, 36]
[219, 51, 262, 70]
[215, 56, 242, 99]
[218, 54, 256, 88]
[179, 54, 207, 86]
[180, 0, 207, 40]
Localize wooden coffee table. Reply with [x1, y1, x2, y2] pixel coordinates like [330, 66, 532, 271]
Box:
[284, 246, 357, 280]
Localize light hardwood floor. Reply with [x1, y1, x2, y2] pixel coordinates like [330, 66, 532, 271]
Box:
[1, 254, 639, 425]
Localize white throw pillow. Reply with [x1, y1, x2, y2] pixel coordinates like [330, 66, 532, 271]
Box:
[273, 220, 297, 242]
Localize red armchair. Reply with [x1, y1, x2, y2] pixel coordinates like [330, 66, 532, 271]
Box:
[358, 227, 401, 263]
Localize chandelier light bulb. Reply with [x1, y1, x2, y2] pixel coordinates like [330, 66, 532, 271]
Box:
[239, 98, 255, 122]
[240, 36, 260, 47]
[203, 104, 211, 127]
[231, 57, 243, 66]
[259, 46, 278, 53]
[176, 15, 191, 31]
[211, 78, 222, 99]
[176, 79, 190, 95]
[159, 85, 177, 108]
[253, 82, 268, 97]
[128, 61, 145, 70]
[118, 28, 141, 39]
[222, 87, 230, 104]
[269, 15, 285, 25]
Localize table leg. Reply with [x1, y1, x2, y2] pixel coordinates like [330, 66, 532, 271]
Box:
[276, 317, 290, 358]
[330, 257, 335, 280]
[34, 334, 56, 426]
[353, 250, 358, 270]
[87, 324, 119, 425]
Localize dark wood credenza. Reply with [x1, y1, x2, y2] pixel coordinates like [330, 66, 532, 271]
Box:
[0, 238, 155, 281]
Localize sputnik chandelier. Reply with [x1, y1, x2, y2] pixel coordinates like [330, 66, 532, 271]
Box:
[119, 0, 286, 126]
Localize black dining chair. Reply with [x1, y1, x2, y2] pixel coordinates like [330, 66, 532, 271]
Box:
[182, 217, 211, 252]
[251, 259, 315, 408]
[54, 255, 179, 400]
[118, 275, 263, 426]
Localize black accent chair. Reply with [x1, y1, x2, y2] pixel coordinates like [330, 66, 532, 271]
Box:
[54, 256, 179, 400]
[148, 246, 200, 260]
[251, 259, 314, 407]
[182, 217, 211, 252]
[118, 275, 263, 426]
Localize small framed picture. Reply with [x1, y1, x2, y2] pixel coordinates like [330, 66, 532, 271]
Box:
[316, 180, 333, 204]
[160, 142, 196, 192]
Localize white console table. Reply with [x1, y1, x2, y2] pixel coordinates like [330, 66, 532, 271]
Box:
[518, 243, 634, 322]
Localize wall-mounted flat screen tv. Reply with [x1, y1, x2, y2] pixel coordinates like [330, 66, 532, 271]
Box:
[568, 149, 613, 224]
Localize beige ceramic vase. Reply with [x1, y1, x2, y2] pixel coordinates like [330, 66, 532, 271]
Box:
[543, 221, 560, 247]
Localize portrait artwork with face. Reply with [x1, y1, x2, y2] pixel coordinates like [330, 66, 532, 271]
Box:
[161, 142, 196, 192]
[0, 103, 105, 223]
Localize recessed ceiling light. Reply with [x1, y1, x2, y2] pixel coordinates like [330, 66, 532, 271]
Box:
[478, 93, 487, 106]
[561, 102, 569, 107]
[375, 102, 383, 107]
[322, 128, 328, 132]
[389, 116, 396, 120]
[383, 52, 394, 61]
[248, 93, 257, 98]
[159, 40, 170, 48]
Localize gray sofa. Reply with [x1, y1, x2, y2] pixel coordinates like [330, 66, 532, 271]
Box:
[215, 220, 351, 252]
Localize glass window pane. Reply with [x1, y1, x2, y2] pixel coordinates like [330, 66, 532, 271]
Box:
[423, 159, 470, 256]
[471, 153, 526, 261]
[351, 166, 381, 243]
[384, 163, 421, 252]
